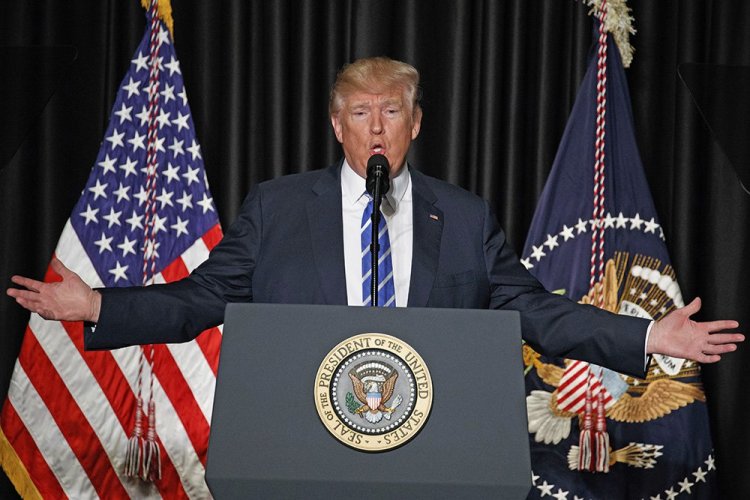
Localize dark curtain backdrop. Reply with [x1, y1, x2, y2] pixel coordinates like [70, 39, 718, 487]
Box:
[2, 0, 748, 497]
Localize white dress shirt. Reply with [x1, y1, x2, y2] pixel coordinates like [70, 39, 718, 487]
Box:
[341, 160, 413, 307]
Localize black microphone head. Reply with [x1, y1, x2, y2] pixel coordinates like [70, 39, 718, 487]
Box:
[366, 154, 390, 196]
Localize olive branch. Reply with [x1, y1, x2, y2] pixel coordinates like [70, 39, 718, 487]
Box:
[345, 392, 362, 414]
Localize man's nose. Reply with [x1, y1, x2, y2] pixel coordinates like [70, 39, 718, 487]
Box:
[370, 113, 383, 134]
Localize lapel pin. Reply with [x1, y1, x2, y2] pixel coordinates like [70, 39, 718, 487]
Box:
[429, 214, 439, 221]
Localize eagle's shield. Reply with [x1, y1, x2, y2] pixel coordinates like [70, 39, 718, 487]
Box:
[366, 391, 381, 412]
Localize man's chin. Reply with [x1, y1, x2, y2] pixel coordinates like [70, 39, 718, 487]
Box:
[389, 164, 406, 178]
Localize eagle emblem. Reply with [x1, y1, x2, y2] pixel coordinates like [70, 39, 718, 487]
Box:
[347, 361, 403, 424]
[524, 252, 707, 469]
[315, 334, 432, 452]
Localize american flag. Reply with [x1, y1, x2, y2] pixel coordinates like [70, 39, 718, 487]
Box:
[0, 7, 221, 499]
[521, 15, 716, 500]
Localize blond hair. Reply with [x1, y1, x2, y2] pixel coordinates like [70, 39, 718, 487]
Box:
[329, 56, 421, 116]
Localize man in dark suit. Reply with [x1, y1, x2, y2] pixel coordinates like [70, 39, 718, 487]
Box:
[7, 57, 743, 379]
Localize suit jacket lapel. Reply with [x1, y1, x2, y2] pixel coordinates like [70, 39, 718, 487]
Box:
[408, 169, 443, 307]
[307, 163, 348, 305]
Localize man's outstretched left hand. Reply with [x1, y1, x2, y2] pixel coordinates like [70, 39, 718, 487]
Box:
[648, 297, 744, 363]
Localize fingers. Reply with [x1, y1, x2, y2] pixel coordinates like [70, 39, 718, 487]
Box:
[698, 354, 722, 364]
[9, 275, 43, 293]
[14, 296, 40, 313]
[7, 287, 41, 302]
[701, 342, 738, 355]
[12, 296, 56, 320]
[679, 297, 702, 317]
[699, 320, 740, 333]
[7, 290, 44, 316]
[698, 332, 744, 363]
[706, 332, 745, 345]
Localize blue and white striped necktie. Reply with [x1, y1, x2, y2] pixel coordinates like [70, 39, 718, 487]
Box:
[361, 196, 396, 307]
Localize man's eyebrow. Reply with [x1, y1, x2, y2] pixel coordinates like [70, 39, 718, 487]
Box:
[347, 98, 402, 110]
[348, 102, 371, 111]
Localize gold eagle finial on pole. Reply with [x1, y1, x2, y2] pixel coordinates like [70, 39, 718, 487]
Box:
[141, 0, 174, 39]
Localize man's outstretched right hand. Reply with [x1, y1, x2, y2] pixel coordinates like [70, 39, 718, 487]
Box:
[7, 257, 101, 323]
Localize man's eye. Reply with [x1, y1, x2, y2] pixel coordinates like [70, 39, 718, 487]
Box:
[384, 108, 400, 117]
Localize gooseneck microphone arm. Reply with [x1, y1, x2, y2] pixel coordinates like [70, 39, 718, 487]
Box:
[366, 154, 390, 307]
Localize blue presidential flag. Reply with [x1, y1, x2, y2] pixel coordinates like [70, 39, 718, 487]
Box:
[521, 21, 717, 500]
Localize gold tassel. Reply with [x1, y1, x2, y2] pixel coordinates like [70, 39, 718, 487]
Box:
[0, 427, 43, 499]
[140, 0, 175, 39]
[585, 0, 636, 68]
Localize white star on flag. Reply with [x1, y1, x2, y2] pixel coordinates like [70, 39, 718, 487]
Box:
[176, 192, 193, 211]
[530, 244, 546, 262]
[182, 165, 200, 185]
[79, 204, 99, 225]
[88, 179, 108, 200]
[128, 130, 147, 152]
[120, 157, 138, 177]
[108, 261, 129, 283]
[165, 56, 181, 75]
[113, 183, 131, 202]
[160, 83, 176, 103]
[114, 103, 133, 123]
[131, 51, 149, 72]
[171, 216, 190, 237]
[94, 232, 113, 254]
[630, 212, 644, 230]
[172, 111, 190, 132]
[106, 128, 125, 150]
[117, 236, 137, 257]
[187, 139, 202, 160]
[197, 193, 215, 213]
[122, 77, 140, 98]
[126, 210, 144, 231]
[156, 188, 174, 208]
[162, 162, 181, 183]
[102, 207, 122, 228]
[168, 138, 185, 157]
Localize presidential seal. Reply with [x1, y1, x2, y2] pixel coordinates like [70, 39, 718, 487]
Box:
[314, 333, 433, 452]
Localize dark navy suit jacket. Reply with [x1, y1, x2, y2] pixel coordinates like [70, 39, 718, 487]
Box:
[87, 163, 649, 377]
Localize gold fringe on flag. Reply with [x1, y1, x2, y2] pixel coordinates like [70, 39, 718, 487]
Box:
[0, 427, 43, 500]
[140, 0, 174, 38]
[586, 0, 636, 67]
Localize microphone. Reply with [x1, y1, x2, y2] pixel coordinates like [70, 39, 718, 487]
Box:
[365, 154, 390, 306]
[366, 154, 390, 201]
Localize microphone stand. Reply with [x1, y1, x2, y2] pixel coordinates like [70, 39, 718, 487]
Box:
[366, 154, 390, 307]
[370, 176, 383, 307]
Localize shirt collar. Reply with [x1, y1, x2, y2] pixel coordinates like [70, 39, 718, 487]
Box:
[340, 158, 410, 212]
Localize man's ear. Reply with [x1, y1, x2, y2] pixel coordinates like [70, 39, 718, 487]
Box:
[331, 113, 344, 143]
[411, 107, 423, 140]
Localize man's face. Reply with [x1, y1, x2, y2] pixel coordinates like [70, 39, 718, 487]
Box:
[331, 88, 422, 178]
